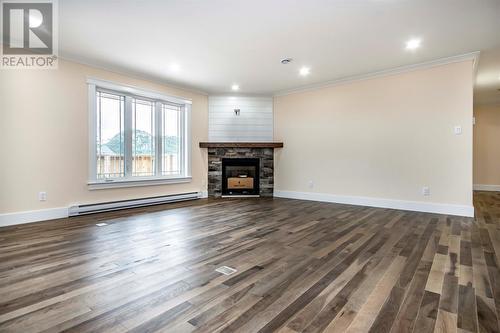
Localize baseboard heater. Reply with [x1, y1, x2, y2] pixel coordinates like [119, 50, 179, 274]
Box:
[68, 192, 200, 216]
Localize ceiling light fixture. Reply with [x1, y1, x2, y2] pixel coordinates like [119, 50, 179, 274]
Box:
[281, 58, 293, 65]
[231, 84, 239, 91]
[405, 38, 422, 51]
[169, 63, 180, 72]
[299, 67, 311, 76]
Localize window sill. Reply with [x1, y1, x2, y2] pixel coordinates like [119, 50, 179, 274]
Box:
[88, 176, 192, 190]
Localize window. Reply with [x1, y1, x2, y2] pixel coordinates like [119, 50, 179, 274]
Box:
[96, 91, 125, 179]
[88, 78, 191, 189]
[132, 98, 155, 177]
[162, 103, 182, 176]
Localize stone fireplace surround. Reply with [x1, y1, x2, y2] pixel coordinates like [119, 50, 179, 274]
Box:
[200, 142, 283, 197]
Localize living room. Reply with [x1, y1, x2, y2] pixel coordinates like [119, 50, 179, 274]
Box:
[1, 1, 500, 332]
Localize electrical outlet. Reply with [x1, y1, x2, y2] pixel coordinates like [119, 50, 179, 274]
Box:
[308, 180, 314, 189]
[38, 192, 47, 201]
[454, 126, 462, 135]
[422, 187, 430, 196]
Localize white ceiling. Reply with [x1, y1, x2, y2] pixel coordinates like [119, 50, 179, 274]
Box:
[59, 0, 500, 101]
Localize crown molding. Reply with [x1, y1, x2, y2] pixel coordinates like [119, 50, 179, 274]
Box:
[472, 52, 480, 81]
[57, 51, 480, 98]
[274, 51, 481, 97]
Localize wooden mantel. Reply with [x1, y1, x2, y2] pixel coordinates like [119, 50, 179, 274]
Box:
[199, 142, 283, 148]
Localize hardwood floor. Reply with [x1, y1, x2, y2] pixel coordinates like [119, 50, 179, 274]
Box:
[0, 192, 499, 332]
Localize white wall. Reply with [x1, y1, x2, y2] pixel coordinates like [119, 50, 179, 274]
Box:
[274, 60, 474, 216]
[208, 96, 273, 141]
[0, 59, 208, 220]
[473, 104, 500, 190]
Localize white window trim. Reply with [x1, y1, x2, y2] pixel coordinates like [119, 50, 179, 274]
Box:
[87, 176, 192, 190]
[87, 78, 193, 105]
[87, 77, 192, 190]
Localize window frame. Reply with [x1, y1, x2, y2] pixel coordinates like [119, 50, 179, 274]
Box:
[87, 78, 192, 190]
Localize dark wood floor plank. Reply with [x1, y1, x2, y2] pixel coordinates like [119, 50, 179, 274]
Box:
[413, 290, 441, 333]
[389, 260, 434, 333]
[458, 284, 479, 332]
[0, 192, 498, 332]
[369, 216, 439, 333]
[477, 294, 500, 333]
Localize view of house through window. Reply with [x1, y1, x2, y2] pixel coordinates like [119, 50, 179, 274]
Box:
[132, 98, 156, 177]
[96, 91, 125, 179]
[93, 85, 188, 182]
[162, 104, 182, 176]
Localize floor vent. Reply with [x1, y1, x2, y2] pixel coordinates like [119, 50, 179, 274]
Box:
[69, 192, 200, 216]
[215, 266, 237, 275]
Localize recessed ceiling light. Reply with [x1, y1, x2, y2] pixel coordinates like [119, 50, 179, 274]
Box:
[299, 67, 311, 76]
[405, 38, 422, 51]
[231, 84, 239, 91]
[169, 63, 180, 72]
[281, 58, 293, 65]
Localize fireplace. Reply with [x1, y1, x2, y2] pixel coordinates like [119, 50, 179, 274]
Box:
[202, 142, 282, 197]
[222, 158, 260, 196]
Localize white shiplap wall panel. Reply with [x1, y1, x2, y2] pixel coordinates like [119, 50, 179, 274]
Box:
[209, 96, 273, 142]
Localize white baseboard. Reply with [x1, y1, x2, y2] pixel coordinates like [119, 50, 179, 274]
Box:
[0, 207, 69, 228]
[1, 191, 205, 228]
[1, 190, 475, 227]
[473, 184, 500, 192]
[274, 190, 474, 217]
